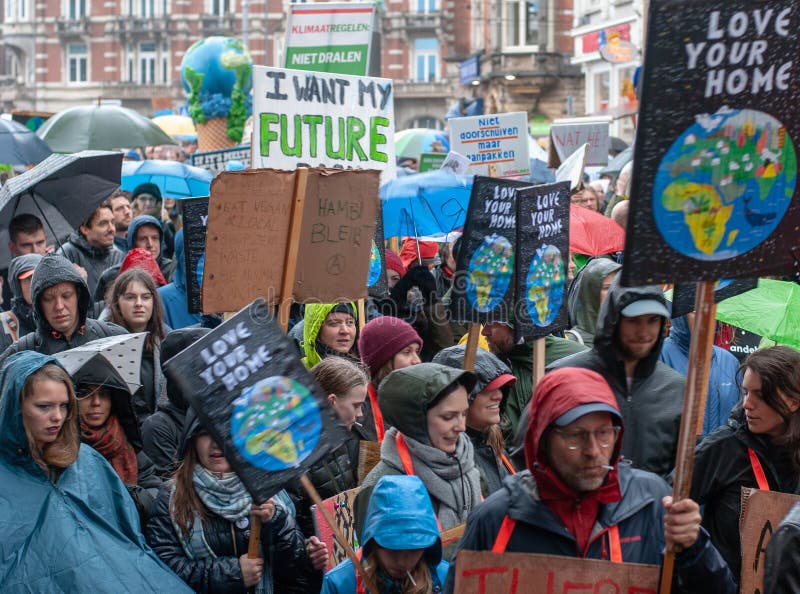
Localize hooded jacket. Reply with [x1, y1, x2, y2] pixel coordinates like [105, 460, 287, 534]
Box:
[301, 302, 358, 369]
[0, 254, 126, 366]
[126, 215, 175, 281]
[145, 411, 310, 594]
[157, 229, 202, 330]
[444, 366, 736, 594]
[354, 363, 479, 538]
[660, 315, 740, 436]
[0, 351, 191, 593]
[322, 475, 449, 594]
[548, 277, 685, 476]
[0, 254, 42, 350]
[688, 411, 800, 579]
[566, 257, 622, 347]
[58, 229, 125, 296]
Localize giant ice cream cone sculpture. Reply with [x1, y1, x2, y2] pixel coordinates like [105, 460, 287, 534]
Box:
[180, 36, 253, 151]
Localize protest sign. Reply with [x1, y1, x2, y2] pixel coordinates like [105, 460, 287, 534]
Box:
[293, 168, 380, 302]
[623, 0, 800, 286]
[514, 181, 571, 339]
[162, 300, 349, 503]
[453, 550, 659, 594]
[449, 176, 532, 323]
[367, 206, 388, 297]
[201, 170, 294, 313]
[548, 118, 611, 167]
[182, 196, 210, 314]
[190, 145, 251, 175]
[418, 152, 447, 172]
[555, 143, 588, 191]
[284, 2, 375, 76]
[252, 66, 396, 184]
[441, 151, 472, 175]
[312, 486, 360, 570]
[448, 112, 531, 179]
[670, 278, 757, 318]
[739, 488, 800, 593]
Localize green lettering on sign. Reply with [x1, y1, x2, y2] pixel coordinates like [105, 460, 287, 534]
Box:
[369, 116, 389, 163]
[260, 113, 279, 157]
[346, 116, 367, 161]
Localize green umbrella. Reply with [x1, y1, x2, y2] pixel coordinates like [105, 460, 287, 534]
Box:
[715, 279, 800, 349]
[394, 128, 450, 160]
[36, 105, 174, 152]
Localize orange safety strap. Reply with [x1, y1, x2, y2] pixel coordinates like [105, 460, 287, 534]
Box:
[395, 432, 445, 531]
[608, 524, 622, 563]
[500, 452, 517, 475]
[748, 448, 771, 491]
[491, 515, 517, 553]
[367, 384, 385, 443]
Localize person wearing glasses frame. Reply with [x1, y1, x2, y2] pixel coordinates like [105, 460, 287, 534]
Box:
[445, 367, 736, 594]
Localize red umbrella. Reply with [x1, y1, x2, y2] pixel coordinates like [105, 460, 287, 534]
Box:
[569, 204, 625, 256]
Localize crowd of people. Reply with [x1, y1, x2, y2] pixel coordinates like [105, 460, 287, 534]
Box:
[1, 167, 799, 594]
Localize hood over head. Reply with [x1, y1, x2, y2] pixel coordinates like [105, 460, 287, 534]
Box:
[525, 367, 623, 472]
[160, 327, 210, 410]
[125, 215, 164, 252]
[361, 475, 442, 565]
[119, 248, 167, 286]
[432, 344, 515, 408]
[666, 314, 692, 353]
[72, 367, 142, 450]
[302, 302, 357, 367]
[8, 253, 43, 300]
[31, 254, 92, 335]
[378, 362, 476, 445]
[567, 257, 622, 334]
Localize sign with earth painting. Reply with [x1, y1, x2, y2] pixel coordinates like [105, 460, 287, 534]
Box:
[514, 181, 571, 339]
[622, 0, 800, 286]
[162, 300, 349, 502]
[449, 176, 532, 324]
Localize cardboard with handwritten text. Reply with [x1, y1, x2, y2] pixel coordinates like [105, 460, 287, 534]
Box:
[293, 168, 380, 302]
[739, 488, 800, 593]
[311, 486, 361, 570]
[514, 181, 571, 339]
[623, 0, 800, 286]
[162, 300, 349, 503]
[454, 550, 659, 594]
[548, 118, 610, 167]
[182, 196, 210, 314]
[449, 176, 532, 324]
[252, 66, 396, 184]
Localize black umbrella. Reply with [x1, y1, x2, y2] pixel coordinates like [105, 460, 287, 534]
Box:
[0, 118, 52, 165]
[54, 332, 146, 395]
[0, 150, 122, 268]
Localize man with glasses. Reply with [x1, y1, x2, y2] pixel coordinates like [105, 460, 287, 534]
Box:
[445, 367, 735, 594]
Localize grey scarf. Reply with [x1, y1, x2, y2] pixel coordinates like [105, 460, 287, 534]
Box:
[381, 427, 482, 529]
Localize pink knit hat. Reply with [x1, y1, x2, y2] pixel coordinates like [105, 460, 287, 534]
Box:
[358, 316, 423, 378]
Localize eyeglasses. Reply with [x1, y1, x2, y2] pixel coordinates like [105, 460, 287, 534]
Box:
[553, 426, 620, 450]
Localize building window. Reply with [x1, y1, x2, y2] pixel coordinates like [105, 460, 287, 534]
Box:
[161, 41, 169, 83]
[594, 70, 609, 112]
[18, 0, 26, 20]
[4, 0, 13, 20]
[67, 0, 86, 19]
[414, 38, 438, 82]
[209, 0, 230, 16]
[67, 43, 88, 83]
[505, 0, 539, 47]
[414, 0, 437, 12]
[139, 0, 154, 16]
[125, 43, 134, 82]
[139, 42, 156, 84]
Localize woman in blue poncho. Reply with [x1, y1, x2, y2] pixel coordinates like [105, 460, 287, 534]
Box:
[0, 351, 191, 593]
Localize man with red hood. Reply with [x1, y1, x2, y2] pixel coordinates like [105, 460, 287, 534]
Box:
[444, 367, 735, 594]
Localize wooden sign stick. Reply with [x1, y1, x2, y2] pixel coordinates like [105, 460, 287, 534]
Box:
[357, 299, 366, 334]
[462, 323, 481, 371]
[248, 168, 309, 561]
[300, 474, 380, 593]
[658, 281, 717, 594]
[531, 337, 546, 390]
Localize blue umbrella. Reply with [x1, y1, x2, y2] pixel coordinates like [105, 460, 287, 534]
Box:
[379, 169, 473, 238]
[0, 118, 52, 165]
[121, 159, 213, 199]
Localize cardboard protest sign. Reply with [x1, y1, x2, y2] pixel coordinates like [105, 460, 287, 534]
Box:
[670, 278, 758, 318]
[182, 197, 210, 314]
[739, 488, 800, 593]
[454, 550, 659, 594]
[312, 486, 360, 570]
[252, 66, 396, 184]
[162, 300, 349, 503]
[418, 152, 447, 172]
[190, 145, 251, 175]
[284, 2, 376, 76]
[548, 118, 611, 167]
[449, 176, 532, 324]
[448, 112, 531, 179]
[201, 170, 294, 313]
[514, 182, 571, 339]
[623, 0, 800, 286]
[555, 143, 588, 191]
[367, 206, 388, 297]
[293, 168, 380, 302]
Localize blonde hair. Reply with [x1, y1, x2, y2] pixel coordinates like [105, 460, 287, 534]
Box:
[362, 548, 433, 594]
[311, 357, 369, 397]
[21, 364, 80, 472]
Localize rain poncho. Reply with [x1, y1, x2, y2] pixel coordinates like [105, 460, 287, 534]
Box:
[0, 351, 191, 593]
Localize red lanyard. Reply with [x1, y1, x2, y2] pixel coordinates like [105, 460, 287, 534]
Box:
[395, 432, 445, 531]
[491, 516, 622, 562]
[500, 452, 517, 475]
[748, 448, 771, 491]
[367, 384, 385, 443]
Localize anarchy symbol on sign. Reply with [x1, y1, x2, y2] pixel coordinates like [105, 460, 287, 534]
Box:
[326, 254, 346, 275]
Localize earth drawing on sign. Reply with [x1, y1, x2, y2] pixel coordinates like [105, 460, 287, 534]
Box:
[526, 244, 564, 326]
[653, 107, 796, 261]
[231, 376, 321, 471]
[367, 240, 381, 286]
[466, 233, 514, 312]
